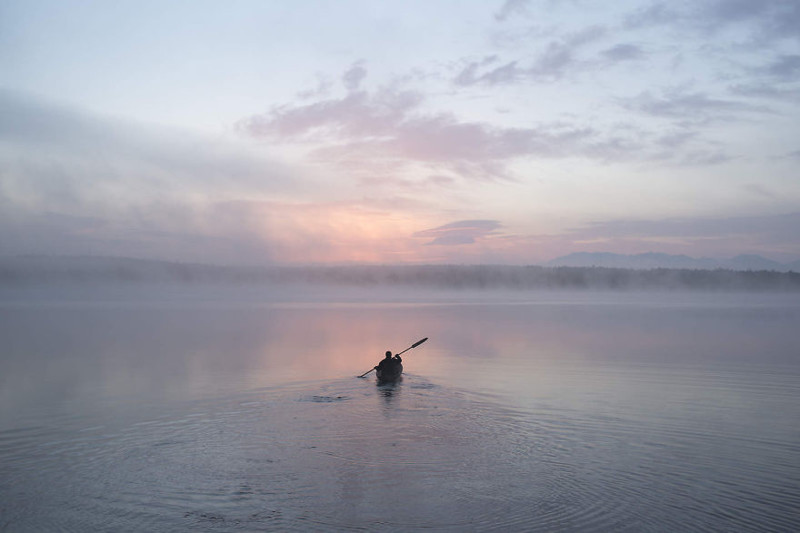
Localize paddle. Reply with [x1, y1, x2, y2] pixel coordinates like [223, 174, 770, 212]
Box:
[358, 337, 428, 378]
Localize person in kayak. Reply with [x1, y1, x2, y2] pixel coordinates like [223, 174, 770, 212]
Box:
[375, 350, 402, 372]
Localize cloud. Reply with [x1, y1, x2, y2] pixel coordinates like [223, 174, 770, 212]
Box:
[625, 0, 800, 43]
[356, 173, 456, 192]
[296, 74, 334, 100]
[403, 212, 800, 261]
[0, 196, 279, 264]
[674, 149, 734, 166]
[454, 58, 521, 86]
[0, 91, 490, 264]
[342, 61, 367, 92]
[705, 0, 800, 40]
[601, 43, 645, 62]
[620, 88, 772, 120]
[744, 183, 777, 199]
[413, 220, 502, 246]
[624, 2, 680, 29]
[0, 90, 301, 263]
[0, 89, 295, 197]
[239, 72, 654, 180]
[494, 0, 531, 22]
[655, 130, 697, 148]
[762, 54, 800, 81]
[492, 211, 800, 261]
[454, 26, 607, 86]
[239, 89, 423, 141]
[570, 212, 800, 248]
[729, 82, 800, 104]
[727, 54, 800, 105]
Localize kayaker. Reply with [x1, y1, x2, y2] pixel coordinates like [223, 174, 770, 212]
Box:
[375, 351, 402, 372]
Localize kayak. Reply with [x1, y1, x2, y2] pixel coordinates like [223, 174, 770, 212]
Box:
[376, 363, 403, 382]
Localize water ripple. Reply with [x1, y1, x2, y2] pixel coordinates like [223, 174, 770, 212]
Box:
[1, 373, 799, 531]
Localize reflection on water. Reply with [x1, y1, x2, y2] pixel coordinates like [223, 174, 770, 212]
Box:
[1, 290, 799, 531]
[377, 379, 401, 398]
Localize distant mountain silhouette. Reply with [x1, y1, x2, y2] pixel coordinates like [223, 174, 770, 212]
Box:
[547, 252, 797, 272]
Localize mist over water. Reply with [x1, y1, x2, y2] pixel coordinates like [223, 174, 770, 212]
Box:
[1, 287, 799, 531]
[3, 256, 800, 292]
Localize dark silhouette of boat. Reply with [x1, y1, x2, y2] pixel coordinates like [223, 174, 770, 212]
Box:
[376, 362, 403, 382]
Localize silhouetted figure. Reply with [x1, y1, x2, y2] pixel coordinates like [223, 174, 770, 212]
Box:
[375, 350, 402, 372]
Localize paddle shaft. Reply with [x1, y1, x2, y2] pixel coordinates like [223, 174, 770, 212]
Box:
[358, 337, 427, 378]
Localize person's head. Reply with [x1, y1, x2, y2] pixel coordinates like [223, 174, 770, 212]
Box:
[385, 351, 392, 358]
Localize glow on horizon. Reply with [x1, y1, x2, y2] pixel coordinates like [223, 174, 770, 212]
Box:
[1, 0, 799, 264]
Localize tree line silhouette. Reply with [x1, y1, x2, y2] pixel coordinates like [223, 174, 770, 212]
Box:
[2, 257, 799, 291]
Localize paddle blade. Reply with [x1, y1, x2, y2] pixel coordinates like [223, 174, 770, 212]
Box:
[411, 337, 428, 348]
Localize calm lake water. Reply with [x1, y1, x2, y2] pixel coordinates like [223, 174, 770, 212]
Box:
[1, 286, 799, 531]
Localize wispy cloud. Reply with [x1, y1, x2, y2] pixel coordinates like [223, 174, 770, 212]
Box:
[296, 74, 334, 100]
[341, 61, 368, 92]
[620, 88, 772, 120]
[744, 183, 777, 199]
[413, 220, 502, 246]
[601, 43, 645, 62]
[454, 25, 607, 86]
[494, 0, 531, 22]
[625, 0, 800, 43]
[238, 88, 422, 142]
[761, 54, 800, 81]
[568, 212, 800, 251]
[464, 211, 800, 262]
[729, 82, 800, 104]
[238, 72, 643, 179]
[410, 212, 800, 260]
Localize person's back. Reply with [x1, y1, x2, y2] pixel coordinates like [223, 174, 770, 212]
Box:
[376, 351, 393, 371]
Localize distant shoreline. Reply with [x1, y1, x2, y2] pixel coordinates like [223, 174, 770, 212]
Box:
[1, 256, 799, 291]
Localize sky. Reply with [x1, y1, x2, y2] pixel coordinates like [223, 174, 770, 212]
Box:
[1, 0, 799, 265]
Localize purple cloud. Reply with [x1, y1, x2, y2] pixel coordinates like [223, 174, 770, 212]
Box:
[239, 89, 423, 140]
[238, 83, 628, 179]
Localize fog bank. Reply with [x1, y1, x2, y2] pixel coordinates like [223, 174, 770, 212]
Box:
[2, 256, 800, 292]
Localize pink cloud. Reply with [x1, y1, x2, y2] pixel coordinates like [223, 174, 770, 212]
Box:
[238, 82, 612, 181]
